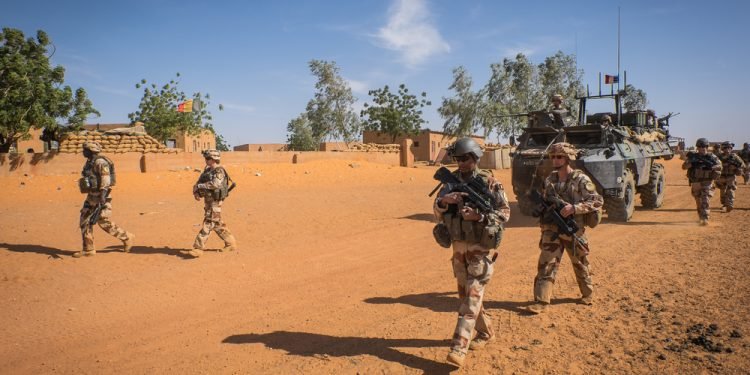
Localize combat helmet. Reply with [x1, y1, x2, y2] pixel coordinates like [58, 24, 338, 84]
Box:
[450, 138, 483, 159]
[202, 149, 221, 161]
[551, 94, 563, 102]
[695, 138, 709, 147]
[548, 142, 577, 161]
[83, 142, 102, 153]
[720, 141, 733, 149]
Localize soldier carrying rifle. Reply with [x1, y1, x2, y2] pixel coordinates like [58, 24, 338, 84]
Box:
[75, 142, 134, 258]
[683, 138, 722, 225]
[716, 141, 746, 212]
[526, 142, 603, 314]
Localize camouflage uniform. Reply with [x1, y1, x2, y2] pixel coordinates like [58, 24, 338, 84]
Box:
[739, 144, 750, 184]
[533, 169, 603, 306]
[682, 142, 721, 223]
[716, 149, 746, 211]
[434, 166, 511, 362]
[76, 142, 133, 258]
[188, 150, 237, 257]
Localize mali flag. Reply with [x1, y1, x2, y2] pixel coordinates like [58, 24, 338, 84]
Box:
[604, 75, 619, 84]
[177, 100, 194, 113]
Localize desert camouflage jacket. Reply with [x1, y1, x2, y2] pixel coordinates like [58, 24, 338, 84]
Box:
[82, 156, 113, 195]
[542, 169, 603, 216]
[433, 168, 511, 226]
[718, 153, 746, 176]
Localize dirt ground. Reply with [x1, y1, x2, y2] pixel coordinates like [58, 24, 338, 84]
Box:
[1, 158, 749, 374]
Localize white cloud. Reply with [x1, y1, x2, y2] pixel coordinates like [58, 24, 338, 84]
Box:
[222, 103, 256, 113]
[375, 0, 450, 67]
[346, 78, 369, 95]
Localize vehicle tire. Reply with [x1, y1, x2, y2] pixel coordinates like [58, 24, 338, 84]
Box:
[605, 169, 636, 222]
[517, 194, 535, 216]
[639, 163, 665, 209]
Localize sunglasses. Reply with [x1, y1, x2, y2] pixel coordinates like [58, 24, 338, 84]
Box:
[453, 155, 473, 162]
[550, 155, 567, 160]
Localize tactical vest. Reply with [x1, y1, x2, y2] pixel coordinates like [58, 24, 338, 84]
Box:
[441, 169, 503, 249]
[78, 155, 116, 194]
[719, 154, 743, 176]
[547, 170, 601, 229]
[688, 155, 720, 182]
[196, 166, 231, 200]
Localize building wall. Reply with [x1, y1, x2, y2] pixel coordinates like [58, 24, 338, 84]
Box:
[173, 129, 216, 153]
[362, 130, 484, 162]
[14, 128, 45, 153]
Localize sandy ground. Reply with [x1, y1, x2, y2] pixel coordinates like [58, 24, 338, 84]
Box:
[0, 158, 749, 374]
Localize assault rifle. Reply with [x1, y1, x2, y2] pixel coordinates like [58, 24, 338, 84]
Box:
[430, 167, 495, 213]
[722, 154, 744, 169]
[686, 152, 718, 170]
[529, 189, 586, 255]
[81, 189, 109, 229]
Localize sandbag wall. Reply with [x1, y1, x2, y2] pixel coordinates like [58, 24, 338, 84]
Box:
[58, 132, 180, 154]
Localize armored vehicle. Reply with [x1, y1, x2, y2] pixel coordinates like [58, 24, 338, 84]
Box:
[510, 91, 674, 222]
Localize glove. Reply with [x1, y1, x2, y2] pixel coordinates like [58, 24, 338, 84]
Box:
[531, 204, 545, 218]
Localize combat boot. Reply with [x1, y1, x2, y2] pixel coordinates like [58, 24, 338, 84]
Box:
[725, 206, 733, 213]
[526, 302, 548, 314]
[123, 233, 135, 253]
[580, 295, 594, 305]
[469, 333, 495, 351]
[73, 250, 95, 258]
[220, 234, 237, 252]
[446, 350, 465, 367]
[699, 219, 709, 226]
[186, 248, 204, 258]
[721, 206, 728, 213]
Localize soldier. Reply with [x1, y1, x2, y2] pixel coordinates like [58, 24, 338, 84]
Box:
[716, 141, 746, 212]
[527, 142, 603, 314]
[185, 149, 237, 258]
[75, 142, 134, 258]
[550, 94, 564, 110]
[739, 142, 750, 185]
[433, 138, 510, 368]
[682, 138, 722, 225]
[601, 115, 613, 126]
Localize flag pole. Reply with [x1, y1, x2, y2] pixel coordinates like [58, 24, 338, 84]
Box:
[617, 6, 621, 92]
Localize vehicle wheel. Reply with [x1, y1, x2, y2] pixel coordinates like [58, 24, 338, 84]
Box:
[639, 163, 665, 209]
[517, 194, 535, 216]
[605, 169, 636, 221]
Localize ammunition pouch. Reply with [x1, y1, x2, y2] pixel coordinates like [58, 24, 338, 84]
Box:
[689, 168, 716, 183]
[78, 175, 98, 194]
[432, 223, 452, 248]
[443, 212, 503, 249]
[583, 210, 602, 228]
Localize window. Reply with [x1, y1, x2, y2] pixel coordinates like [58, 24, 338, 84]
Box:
[166, 139, 176, 148]
[432, 141, 436, 153]
[414, 141, 420, 147]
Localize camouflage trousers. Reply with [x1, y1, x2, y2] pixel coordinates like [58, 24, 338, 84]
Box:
[716, 175, 738, 208]
[450, 241, 495, 355]
[80, 195, 131, 251]
[534, 225, 593, 304]
[743, 169, 749, 185]
[193, 198, 235, 250]
[690, 181, 715, 220]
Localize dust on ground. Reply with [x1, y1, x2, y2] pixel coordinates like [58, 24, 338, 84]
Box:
[1, 158, 748, 374]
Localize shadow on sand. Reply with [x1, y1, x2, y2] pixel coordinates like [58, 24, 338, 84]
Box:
[223, 331, 456, 374]
[364, 291, 581, 316]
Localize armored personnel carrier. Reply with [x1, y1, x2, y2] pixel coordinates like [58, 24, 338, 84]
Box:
[510, 91, 674, 222]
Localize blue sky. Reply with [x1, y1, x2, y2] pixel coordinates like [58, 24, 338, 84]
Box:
[3, 0, 748, 147]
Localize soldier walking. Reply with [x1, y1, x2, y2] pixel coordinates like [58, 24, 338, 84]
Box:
[185, 150, 237, 258]
[739, 142, 750, 185]
[716, 141, 746, 212]
[75, 142, 134, 258]
[527, 142, 603, 314]
[682, 138, 722, 225]
[433, 138, 510, 368]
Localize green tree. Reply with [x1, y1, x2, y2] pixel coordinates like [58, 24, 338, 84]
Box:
[215, 133, 230, 151]
[0, 28, 99, 152]
[286, 113, 317, 151]
[622, 84, 648, 112]
[360, 84, 431, 143]
[302, 60, 360, 144]
[538, 51, 583, 118]
[438, 66, 486, 137]
[128, 73, 220, 143]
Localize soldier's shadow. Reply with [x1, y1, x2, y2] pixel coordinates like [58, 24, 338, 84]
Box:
[0, 243, 72, 259]
[222, 331, 455, 374]
[364, 291, 539, 315]
[101, 245, 193, 259]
